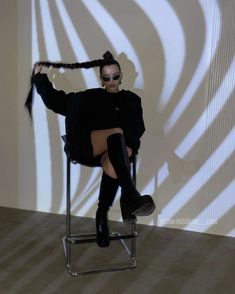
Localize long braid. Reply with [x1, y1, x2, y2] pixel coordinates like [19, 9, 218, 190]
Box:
[25, 51, 116, 119]
[35, 58, 104, 69]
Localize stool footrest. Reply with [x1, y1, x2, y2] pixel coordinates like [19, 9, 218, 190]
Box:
[66, 231, 138, 244]
[62, 230, 137, 276]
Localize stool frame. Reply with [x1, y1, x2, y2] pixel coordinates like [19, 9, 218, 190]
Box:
[61, 136, 137, 276]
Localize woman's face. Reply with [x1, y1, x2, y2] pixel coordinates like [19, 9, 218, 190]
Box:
[100, 64, 122, 93]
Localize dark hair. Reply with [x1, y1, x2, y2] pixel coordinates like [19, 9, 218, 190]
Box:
[99, 51, 121, 75]
[24, 51, 119, 119]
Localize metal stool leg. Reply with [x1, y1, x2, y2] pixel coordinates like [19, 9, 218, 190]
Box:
[62, 136, 137, 276]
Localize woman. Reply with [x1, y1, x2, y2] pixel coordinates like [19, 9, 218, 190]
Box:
[25, 51, 155, 247]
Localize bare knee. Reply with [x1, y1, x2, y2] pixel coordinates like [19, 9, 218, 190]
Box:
[110, 127, 123, 135]
[101, 152, 117, 179]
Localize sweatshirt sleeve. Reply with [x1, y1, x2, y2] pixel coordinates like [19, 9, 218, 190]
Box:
[123, 91, 145, 153]
[32, 73, 68, 116]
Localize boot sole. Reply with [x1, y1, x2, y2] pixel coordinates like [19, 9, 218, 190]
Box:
[123, 216, 137, 224]
[132, 202, 156, 216]
[121, 196, 156, 221]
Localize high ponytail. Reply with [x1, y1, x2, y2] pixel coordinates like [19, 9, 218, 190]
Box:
[99, 51, 121, 74]
[24, 51, 117, 119]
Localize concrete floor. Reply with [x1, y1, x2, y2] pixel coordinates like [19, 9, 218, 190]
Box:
[0, 206, 234, 294]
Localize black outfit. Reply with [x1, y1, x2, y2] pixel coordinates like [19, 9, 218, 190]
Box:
[33, 73, 145, 166]
[32, 73, 155, 247]
[96, 172, 119, 247]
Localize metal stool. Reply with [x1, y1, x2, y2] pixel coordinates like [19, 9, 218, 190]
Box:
[61, 136, 137, 276]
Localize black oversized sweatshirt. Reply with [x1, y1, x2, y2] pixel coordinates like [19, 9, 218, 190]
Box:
[33, 73, 145, 163]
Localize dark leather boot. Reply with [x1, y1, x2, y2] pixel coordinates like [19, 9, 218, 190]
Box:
[96, 208, 110, 247]
[96, 172, 119, 247]
[107, 133, 155, 220]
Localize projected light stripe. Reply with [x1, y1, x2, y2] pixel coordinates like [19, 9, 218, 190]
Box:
[157, 162, 169, 187]
[51, 0, 101, 215]
[34, 0, 67, 212]
[32, 0, 52, 211]
[55, 0, 98, 88]
[184, 179, 235, 232]
[157, 0, 222, 185]
[32, 0, 39, 64]
[161, 125, 235, 221]
[164, 0, 220, 134]
[70, 168, 101, 216]
[32, 0, 103, 215]
[135, 0, 185, 111]
[228, 228, 235, 238]
[159, 54, 235, 185]
[175, 56, 235, 157]
[54, 0, 101, 214]
[39, 0, 100, 214]
[75, 187, 99, 216]
[40, 0, 60, 59]
[81, 0, 144, 88]
[39, 0, 66, 144]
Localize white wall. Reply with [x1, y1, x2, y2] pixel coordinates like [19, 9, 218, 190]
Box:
[1, 0, 234, 237]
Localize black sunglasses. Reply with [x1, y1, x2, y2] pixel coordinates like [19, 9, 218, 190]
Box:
[101, 74, 121, 82]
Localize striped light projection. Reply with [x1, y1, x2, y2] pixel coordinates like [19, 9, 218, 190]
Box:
[31, 0, 235, 237]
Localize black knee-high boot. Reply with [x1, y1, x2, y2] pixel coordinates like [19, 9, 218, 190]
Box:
[107, 133, 155, 220]
[96, 172, 119, 247]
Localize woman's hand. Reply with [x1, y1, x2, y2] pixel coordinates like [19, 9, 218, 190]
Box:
[33, 63, 43, 75]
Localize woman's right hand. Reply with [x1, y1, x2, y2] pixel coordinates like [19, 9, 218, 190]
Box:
[33, 63, 43, 75]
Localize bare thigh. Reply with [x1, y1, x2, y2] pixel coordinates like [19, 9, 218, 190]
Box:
[91, 128, 123, 157]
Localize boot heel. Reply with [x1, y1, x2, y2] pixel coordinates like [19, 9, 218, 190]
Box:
[121, 203, 137, 223]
